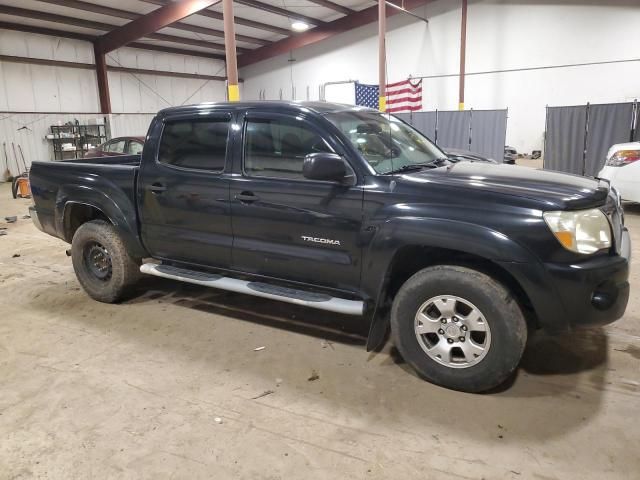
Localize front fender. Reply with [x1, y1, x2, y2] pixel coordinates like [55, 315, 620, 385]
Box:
[362, 217, 554, 350]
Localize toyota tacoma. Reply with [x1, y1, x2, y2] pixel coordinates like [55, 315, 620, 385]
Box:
[29, 101, 631, 392]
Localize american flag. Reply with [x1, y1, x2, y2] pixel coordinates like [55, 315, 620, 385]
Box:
[355, 79, 423, 112]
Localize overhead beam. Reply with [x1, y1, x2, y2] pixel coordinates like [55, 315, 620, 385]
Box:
[235, 0, 325, 26]
[140, 0, 291, 36]
[0, 5, 246, 54]
[35, 0, 268, 45]
[307, 0, 354, 16]
[95, 0, 222, 53]
[238, 0, 430, 68]
[0, 21, 224, 60]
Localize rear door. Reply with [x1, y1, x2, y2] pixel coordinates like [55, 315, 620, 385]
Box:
[138, 111, 234, 268]
[229, 110, 364, 292]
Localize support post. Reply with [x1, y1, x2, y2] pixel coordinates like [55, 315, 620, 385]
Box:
[458, 0, 467, 111]
[222, 0, 239, 102]
[94, 44, 111, 114]
[378, 0, 386, 112]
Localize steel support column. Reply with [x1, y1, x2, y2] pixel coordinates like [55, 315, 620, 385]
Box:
[458, 0, 467, 110]
[222, 0, 239, 101]
[378, 0, 386, 112]
[94, 44, 111, 114]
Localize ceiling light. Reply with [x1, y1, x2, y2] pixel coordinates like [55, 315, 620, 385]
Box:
[291, 21, 309, 32]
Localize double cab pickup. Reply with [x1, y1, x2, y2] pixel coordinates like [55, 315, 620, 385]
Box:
[29, 101, 631, 392]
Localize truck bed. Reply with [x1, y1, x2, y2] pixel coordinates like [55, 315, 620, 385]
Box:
[29, 155, 143, 254]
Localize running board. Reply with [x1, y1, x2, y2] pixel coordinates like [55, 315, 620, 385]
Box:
[140, 263, 364, 316]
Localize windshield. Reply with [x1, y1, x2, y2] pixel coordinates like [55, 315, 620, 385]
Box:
[325, 111, 448, 174]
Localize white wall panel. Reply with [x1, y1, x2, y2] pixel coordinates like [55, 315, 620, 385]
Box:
[0, 31, 226, 165]
[241, 0, 640, 153]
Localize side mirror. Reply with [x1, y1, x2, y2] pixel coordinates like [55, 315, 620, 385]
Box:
[303, 153, 348, 182]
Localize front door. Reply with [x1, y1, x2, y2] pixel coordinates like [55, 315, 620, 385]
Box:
[229, 111, 364, 292]
[139, 111, 234, 268]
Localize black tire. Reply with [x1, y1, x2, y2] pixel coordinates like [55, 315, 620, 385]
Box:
[71, 220, 141, 303]
[391, 265, 527, 393]
[11, 176, 19, 199]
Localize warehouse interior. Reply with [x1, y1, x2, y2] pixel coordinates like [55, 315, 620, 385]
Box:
[1, 1, 639, 478]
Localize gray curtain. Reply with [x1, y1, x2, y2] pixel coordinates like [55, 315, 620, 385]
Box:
[395, 109, 507, 161]
[436, 111, 472, 151]
[469, 110, 508, 161]
[585, 103, 635, 176]
[544, 106, 587, 174]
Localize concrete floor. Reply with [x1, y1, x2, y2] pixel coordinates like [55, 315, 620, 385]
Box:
[1, 181, 639, 480]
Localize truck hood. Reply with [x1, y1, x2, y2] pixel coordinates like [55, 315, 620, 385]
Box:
[402, 162, 609, 210]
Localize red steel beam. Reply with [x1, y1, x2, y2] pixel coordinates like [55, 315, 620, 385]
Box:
[235, 0, 326, 26]
[307, 0, 353, 16]
[238, 0, 430, 68]
[0, 21, 225, 60]
[139, 0, 291, 36]
[458, 0, 467, 110]
[35, 0, 269, 45]
[94, 45, 111, 114]
[0, 5, 237, 54]
[95, 0, 221, 54]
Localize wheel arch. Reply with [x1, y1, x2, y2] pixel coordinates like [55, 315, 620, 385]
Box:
[363, 218, 541, 351]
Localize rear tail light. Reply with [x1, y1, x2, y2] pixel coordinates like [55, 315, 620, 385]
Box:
[606, 149, 640, 167]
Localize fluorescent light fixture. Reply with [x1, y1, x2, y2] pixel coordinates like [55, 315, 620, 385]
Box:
[291, 21, 309, 32]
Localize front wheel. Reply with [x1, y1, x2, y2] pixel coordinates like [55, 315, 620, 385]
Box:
[391, 265, 527, 393]
[71, 220, 141, 303]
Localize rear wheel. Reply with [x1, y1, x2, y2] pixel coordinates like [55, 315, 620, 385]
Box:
[71, 220, 141, 303]
[391, 265, 527, 392]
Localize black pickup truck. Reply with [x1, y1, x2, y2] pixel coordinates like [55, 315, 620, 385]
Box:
[29, 101, 631, 392]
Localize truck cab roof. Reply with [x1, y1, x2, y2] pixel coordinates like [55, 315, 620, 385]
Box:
[156, 100, 378, 117]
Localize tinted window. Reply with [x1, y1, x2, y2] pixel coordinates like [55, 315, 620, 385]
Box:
[106, 140, 125, 153]
[244, 117, 332, 179]
[158, 118, 229, 171]
[127, 140, 144, 155]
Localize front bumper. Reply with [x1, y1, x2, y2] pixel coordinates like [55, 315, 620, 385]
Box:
[543, 227, 630, 330]
[501, 228, 631, 333]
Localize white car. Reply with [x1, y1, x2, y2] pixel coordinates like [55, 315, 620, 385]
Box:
[598, 141, 640, 203]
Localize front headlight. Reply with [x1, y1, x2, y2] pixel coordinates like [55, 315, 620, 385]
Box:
[543, 208, 611, 254]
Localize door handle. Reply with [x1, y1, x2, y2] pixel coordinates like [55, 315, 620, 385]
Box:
[149, 183, 167, 194]
[235, 192, 259, 203]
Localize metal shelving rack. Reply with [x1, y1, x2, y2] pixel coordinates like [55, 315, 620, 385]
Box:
[49, 123, 108, 160]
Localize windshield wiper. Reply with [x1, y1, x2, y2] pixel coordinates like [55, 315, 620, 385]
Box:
[384, 158, 450, 174]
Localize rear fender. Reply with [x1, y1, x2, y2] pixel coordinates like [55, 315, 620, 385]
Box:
[56, 184, 146, 258]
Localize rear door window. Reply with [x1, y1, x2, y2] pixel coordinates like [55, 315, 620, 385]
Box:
[158, 117, 230, 172]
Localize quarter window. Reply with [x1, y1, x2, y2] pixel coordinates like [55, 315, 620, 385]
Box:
[106, 140, 125, 153]
[244, 117, 333, 180]
[158, 118, 230, 171]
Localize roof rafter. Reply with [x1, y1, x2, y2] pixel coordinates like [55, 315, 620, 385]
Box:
[307, 0, 354, 16]
[34, 0, 268, 45]
[235, 0, 326, 26]
[139, 0, 291, 36]
[238, 0, 431, 68]
[95, 0, 222, 53]
[0, 20, 225, 60]
[0, 5, 246, 54]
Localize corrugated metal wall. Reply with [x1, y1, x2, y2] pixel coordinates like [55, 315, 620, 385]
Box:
[0, 29, 227, 166]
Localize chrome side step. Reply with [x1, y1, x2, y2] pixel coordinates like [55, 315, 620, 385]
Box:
[140, 263, 365, 316]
